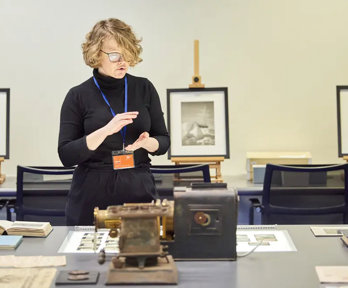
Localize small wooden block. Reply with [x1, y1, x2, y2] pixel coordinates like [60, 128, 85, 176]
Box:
[0, 174, 5, 184]
[106, 255, 178, 285]
[341, 235, 348, 247]
[0, 157, 5, 184]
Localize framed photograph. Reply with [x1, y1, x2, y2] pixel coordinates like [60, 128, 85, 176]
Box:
[336, 86, 348, 157]
[0, 89, 10, 158]
[167, 87, 229, 158]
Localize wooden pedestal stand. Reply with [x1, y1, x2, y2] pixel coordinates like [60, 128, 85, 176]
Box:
[171, 157, 224, 183]
[0, 157, 6, 184]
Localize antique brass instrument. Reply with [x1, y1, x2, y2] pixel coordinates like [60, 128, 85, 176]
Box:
[94, 199, 177, 285]
[94, 199, 174, 240]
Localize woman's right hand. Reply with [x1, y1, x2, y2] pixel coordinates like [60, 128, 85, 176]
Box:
[86, 111, 138, 151]
[104, 111, 139, 136]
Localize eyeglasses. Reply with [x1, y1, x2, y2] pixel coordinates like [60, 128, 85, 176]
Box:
[100, 50, 124, 62]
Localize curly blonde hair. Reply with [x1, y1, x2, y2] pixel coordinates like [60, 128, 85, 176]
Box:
[82, 18, 142, 68]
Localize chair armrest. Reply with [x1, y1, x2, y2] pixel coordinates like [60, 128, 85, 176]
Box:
[248, 198, 262, 225]
[2, 199, 16, 221]
[249, 198, 261, 207]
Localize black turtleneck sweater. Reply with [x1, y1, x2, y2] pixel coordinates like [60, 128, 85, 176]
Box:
[58, 70, 170, 168]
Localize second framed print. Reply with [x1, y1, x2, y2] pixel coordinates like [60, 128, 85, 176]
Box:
[167, 87, 229, 158]
[0, 89, 10, 159]
[337, 86, 348, 157]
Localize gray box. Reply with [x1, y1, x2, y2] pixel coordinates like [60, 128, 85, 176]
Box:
[253, 165, 266, 184]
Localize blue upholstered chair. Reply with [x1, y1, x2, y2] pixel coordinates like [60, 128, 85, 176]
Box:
[249, 163, 348, 225]
[15, 165, 75, 225]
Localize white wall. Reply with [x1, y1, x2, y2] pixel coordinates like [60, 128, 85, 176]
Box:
[1, 0, 348, 177]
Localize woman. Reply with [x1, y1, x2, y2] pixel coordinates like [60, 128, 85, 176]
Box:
[58, 18, 170, 225]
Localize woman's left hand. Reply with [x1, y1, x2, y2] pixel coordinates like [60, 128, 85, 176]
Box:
[125, 132, 159, 153]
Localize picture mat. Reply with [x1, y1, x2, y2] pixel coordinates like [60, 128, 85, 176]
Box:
[0, 268, 56, 288]
[60, 229, 294, 254]
[236, 230, 297, 252]
[0, 91, 8, 157]
[316, 266, 348, 284]
[170, 90, 227, 156]
[310, 226, 348, 237]
[339, 89, 348, 155]
[58, 230, 119, 254]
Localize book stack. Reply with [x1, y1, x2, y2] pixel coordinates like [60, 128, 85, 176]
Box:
[0, 235, 23, 250]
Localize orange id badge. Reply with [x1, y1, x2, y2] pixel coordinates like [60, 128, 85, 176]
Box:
[112, 150, 135, 170]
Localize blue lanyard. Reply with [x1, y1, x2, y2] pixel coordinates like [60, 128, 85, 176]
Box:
[93, 76, 128, 147]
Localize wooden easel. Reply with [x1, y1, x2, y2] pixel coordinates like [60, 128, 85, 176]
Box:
[170, 40, 224, 182]
[0, 157, 6, 184]
[170, 40, 225, 183]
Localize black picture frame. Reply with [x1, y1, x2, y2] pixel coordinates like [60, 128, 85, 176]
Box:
[0, 88, 10, 159]
[166, 87, 230, 158]
[337, 86, 348, 157]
